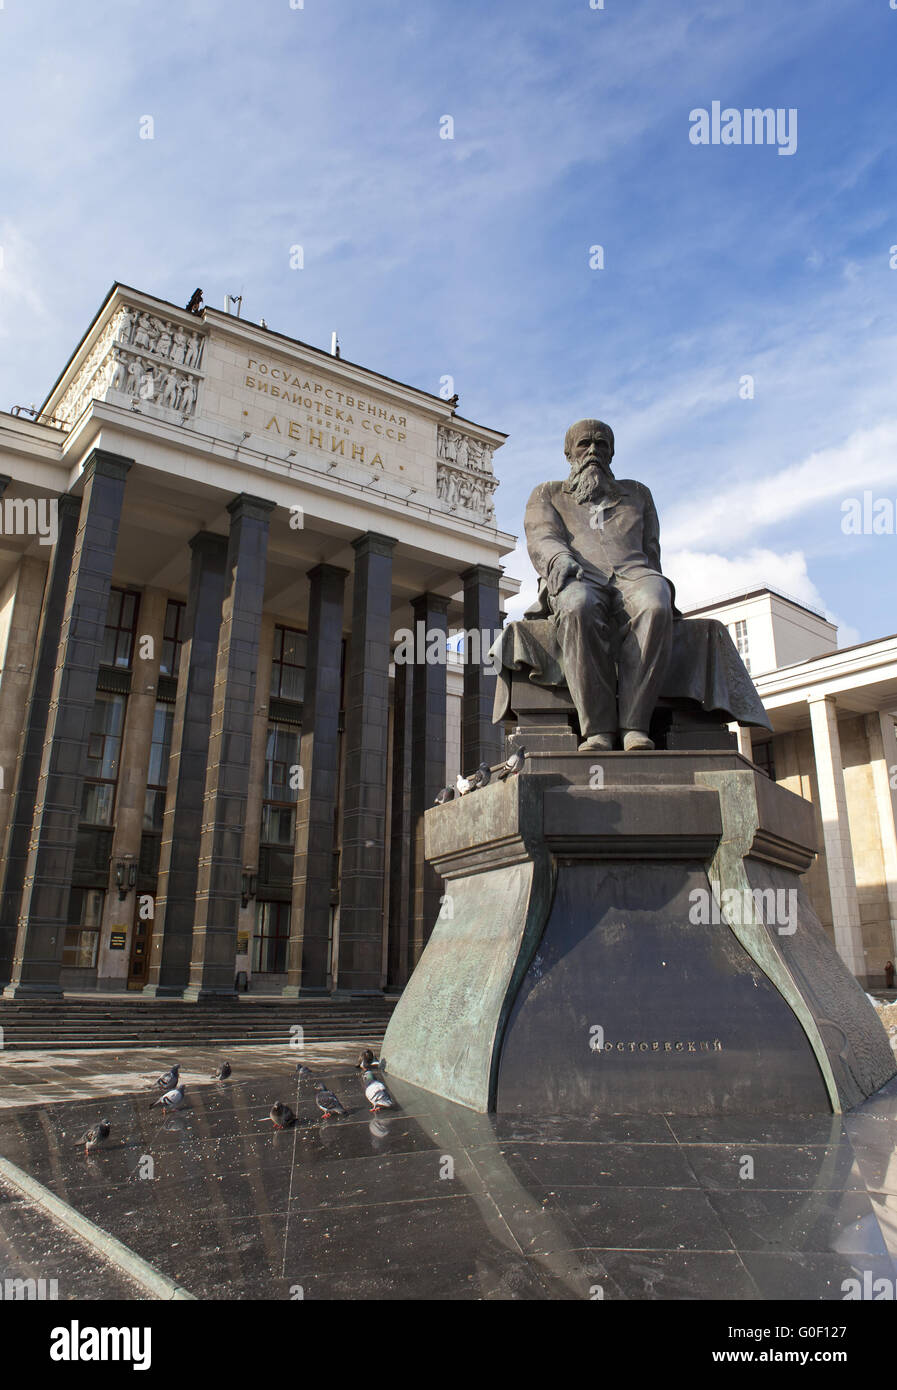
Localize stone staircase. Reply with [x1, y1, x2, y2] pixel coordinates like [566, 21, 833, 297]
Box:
[0, 996, 398, 1051]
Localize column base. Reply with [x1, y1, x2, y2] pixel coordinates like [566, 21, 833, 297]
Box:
[2, 982, 64, 1000]
[182, 987, 239, 1003]
[142, 983, 186, 999]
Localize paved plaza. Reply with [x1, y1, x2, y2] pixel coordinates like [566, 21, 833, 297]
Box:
[1, 1046, 896, 1301]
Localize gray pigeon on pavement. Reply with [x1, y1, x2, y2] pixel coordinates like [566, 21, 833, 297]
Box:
[355, 1050, 381, 1070]
[314, 1083, 346, 1118]
[150, 1083, 185, 1111]
[212, 1061, 231, 1081]
[268, 1102, 297, 1129]
[152, 1064, 179, 1090]
[362, 1071, 394, 1113]
[79, 1120, 111, 1155]
[294, 1064, 314, 1079]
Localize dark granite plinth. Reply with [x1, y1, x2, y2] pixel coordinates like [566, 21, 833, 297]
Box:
[381, 755, 897, 1116]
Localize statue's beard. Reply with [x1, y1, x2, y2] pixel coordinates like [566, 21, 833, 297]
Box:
[563, 459, 620, 506]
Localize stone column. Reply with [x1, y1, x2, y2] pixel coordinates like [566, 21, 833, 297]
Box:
[285, 564, 347, 995]
[0, 495, 80, 986]
[461, 564, 503, 772]
[0, 556, 49, 855]
[735, 725, 753, 760]
[185, 495, 276, 1001]
[4, 452, 131, 998]
[409, 593, 448, 966]
[335, 533, 396, 993]
[387, 659, 413, 988]
[867, 711, 897, 963]
[808, 695, 865, 979]
[239, 613, 276, 985]
[95, 588, 168, 990]
[144, 533, 228, 996]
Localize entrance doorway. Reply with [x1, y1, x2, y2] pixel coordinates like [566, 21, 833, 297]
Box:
[127, 904, 153, 988]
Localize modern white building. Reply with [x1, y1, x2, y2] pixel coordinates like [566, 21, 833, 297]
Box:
[685, 586, 897, 987]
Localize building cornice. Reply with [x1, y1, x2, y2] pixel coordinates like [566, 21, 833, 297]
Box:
[40, 283, 507, 447]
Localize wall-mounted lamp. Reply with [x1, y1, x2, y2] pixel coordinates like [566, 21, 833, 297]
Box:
[115, 855, 137, 901]
[241, 868, 258, 910]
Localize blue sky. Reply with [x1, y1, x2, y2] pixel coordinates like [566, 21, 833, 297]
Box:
[2, 0, 896, 642]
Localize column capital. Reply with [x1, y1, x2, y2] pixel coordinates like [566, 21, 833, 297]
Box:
[188, 529, 229, 556]
[352, 531, 397, 558]
[81, 448, 134, 483]
[411, 591, 451, 617]
[227, 493, 276, 521]
[460, 563, 503, 587]
[807, 692, 837, 707]
[307, 562, 350, 584]
[57, 492, 82, 520]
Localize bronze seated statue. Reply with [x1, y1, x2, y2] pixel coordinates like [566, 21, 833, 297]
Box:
[489, 418, 772, 751]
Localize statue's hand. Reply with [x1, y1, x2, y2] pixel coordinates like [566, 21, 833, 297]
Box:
[546, 553, 582, 597]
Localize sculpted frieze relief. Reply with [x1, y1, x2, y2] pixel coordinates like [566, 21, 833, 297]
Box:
[56, 304, 206, 425]
[436, 424, 498, 522]
[437, 425, 494, 472]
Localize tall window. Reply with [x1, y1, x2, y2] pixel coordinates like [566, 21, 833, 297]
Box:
[143, 702, 175, 831]
[731, 619, 750, 674]
[81, 694, 126, 825]
[160, 599, 187, 678]
[261, 723, 301, 844]
[252, 901, 290, 973]
[271, 626, 306, 702]
[63, 888, 104, 968]
[101, 588, 141, 668]
[753, 741, 776, 781]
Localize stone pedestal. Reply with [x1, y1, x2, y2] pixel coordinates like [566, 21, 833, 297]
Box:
[381, 752, 897, 1116]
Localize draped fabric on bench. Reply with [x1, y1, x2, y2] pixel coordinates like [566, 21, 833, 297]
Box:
[489, 615, 773, 730]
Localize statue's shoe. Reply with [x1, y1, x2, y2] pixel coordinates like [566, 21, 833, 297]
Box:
[578, 733, 615, 752]
[622, 730, 654, 751]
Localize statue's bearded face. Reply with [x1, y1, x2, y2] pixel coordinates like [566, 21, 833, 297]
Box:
[563, 425, 617, 505]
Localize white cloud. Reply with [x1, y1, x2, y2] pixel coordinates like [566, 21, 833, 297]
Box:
[0, 222, 50, 335]
[665, 546, 859, 645]
[661, 420, 897, 555]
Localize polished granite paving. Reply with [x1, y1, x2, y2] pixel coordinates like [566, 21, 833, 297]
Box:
[0, 1046, 896, 1300]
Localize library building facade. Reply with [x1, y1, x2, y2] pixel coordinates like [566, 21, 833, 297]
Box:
[0, 285, 516, 997]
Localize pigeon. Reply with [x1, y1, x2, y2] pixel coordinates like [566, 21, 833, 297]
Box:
[295, 1064, 314, 1079]
[362, 1071, 394, 1113]
[471, 761, 491, 789]
[79, 1120, 110, 1156]
[151, 1064, 179, 1090]
[314, 1083, 346, 1118]
[456, 772, 474, 796]
[150, 1084, 185, 1111]
[497, 746, 526, 779]
[434, 785, 455, 805]
[212, 1061, 231, 1081]
[267, 1102, 297, 1129]
[355, 1050, 381, 1070]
